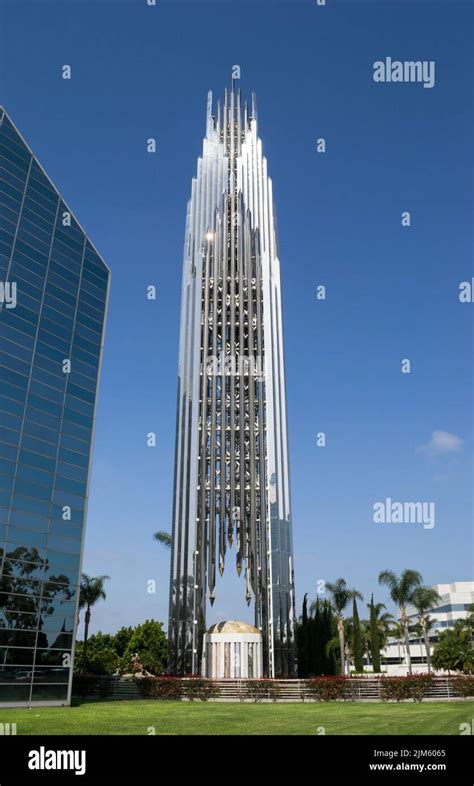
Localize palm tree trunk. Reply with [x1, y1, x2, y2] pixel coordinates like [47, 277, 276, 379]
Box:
[397, 640, 401, 665]
[82, 607, 91, 673]
[338, 619, 345, 676]
[402, 616, 412, 674]
[423, 625, 431, 673]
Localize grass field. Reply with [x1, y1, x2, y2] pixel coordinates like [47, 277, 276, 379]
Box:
[0, 699, 470, 735]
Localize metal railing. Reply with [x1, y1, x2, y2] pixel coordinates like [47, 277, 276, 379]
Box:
[73, 675, 471, 702]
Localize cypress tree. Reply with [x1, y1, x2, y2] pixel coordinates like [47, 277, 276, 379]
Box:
[297, 593, 310, 677]
[352, 596, 364, 673]
[370, 593, 381, 673]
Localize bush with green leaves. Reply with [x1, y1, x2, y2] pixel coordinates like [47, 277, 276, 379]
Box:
[121, 620, 168, 675]
[450, 675, 474, 698]
[87, 647, 120, 676]
[74, 633, 119, 675]
[244, 679, 281, 702]
[182, 678, 220, 702]
[112, 626, 134, 658]
[74, 621, 168, 677]
[136, 676, 183, 700]
[431, 622, 474, 674]
[379, 674, 434, 703]
[305, 676, 348, 701]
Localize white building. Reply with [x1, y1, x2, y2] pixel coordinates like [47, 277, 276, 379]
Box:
[380, 581, 474, 675]
[202, 620, 263, 679]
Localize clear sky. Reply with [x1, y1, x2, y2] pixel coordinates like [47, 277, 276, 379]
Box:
[1, 0, 472, 634]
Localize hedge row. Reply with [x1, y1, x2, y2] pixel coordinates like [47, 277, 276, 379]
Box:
[137, 677, 219, 701]
[304, 675, 474, 702]
[379, 675, 434, 703]
[72, 674, 474, 702]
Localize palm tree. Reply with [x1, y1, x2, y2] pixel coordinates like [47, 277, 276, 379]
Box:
[153, 531, 172, 548]
[378, 569, 422, 674]
[326, 619, 352, 673]
[411, 585, 442, 672]
[325, 578, 363, 675]
[412, 621, 425, 664]
[389, 621, 406, 665]
[78, 574, 109, 673]
[466, 603, 474, 645]
[423, 616, 438, 665]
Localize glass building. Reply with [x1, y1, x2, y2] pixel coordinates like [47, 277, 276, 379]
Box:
[168, 80, 296, 678]
[0, 108, 110, 706]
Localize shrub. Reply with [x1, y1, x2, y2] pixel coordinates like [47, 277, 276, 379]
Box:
[245, 679, 281, 702]
[136, 676, 182, 700]
[87, 647, 120, 676]
[305, 676, 348, 701]
[450, 675, 474, 698]
[431, 622, 474, 674]
[182, 678, 220, 702]
[268, 681, 281, 702]
[379, 674, 434, 703]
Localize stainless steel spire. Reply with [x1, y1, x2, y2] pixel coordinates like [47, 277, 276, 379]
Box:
[168, 79, 296, 677]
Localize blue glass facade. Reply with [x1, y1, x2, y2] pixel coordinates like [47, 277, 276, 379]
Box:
[0, 108, 110, 705]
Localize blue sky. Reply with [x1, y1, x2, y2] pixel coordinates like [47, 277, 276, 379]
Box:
[1, 0, 472, 633]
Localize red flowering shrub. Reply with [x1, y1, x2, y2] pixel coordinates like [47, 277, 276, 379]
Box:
[182, 677, 220, 702]
[305, 676, 348, 701]
[137, 676, 219, 701]
[136, 676, 182, 700]
[379, 674, 434, 703]
[244, 679, 281, 702]
[450, 675, 474, 698]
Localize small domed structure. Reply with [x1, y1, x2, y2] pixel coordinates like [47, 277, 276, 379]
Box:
[207, 620, 260, 635]
[202, 620, 263, 679]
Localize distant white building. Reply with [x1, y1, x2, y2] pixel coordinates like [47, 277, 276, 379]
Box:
[406, 581, 474, 632]
[202, 621, 263, 679]
[380, 581, 474, 675]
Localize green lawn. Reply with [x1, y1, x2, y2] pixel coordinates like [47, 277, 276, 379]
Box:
[0, 699, 471, 735]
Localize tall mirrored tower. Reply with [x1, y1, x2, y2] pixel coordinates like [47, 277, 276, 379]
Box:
[168, 80, 296, 678]
[0, 108, 110, 706]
